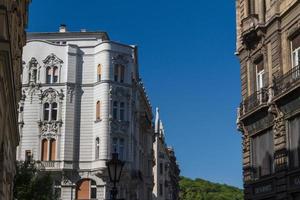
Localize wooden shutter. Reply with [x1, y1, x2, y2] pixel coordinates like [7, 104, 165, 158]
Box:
[96, 101, 100, 120]
[76, 179, 90, 199]
[49, 139, 56, 161]
[97, 64, 101, 81]
[41, 139, 48, 161]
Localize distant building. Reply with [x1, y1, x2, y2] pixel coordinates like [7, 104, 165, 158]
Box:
[153, 108, 180, 200]
[236, 0, 300, 199]
[0, 0, 30, 199]
[18, 26, 154, 200]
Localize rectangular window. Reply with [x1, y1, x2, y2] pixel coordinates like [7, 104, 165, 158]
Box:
[120, 102, 125, 121]
[119, 138, 124, 160]
[291, 34, 300, 78]
[112, 138, 118, 153]
[113, 101, 118, 120]
[256, 59, 265, 91]
[159, 183, 163, 196]
[120, 65, 125, 83]
[288, 115, 300, 168]
[25, 150, 32, 161]
[159, 163, 163, 175]
[252, 129, 274, 177]
[114, 65, 119, 82]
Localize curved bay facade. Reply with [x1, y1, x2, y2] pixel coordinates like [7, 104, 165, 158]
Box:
[18, 28, 154, 200]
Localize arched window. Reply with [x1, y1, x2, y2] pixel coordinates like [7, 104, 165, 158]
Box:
[51, 103, 58, 121]
[95, 138, 100, 159]
[97, 64, 101, 82]
[44, 103, 50, 121]
[53, 66, 58, 83]
[76, 179, 97, 200]
[96, 101, 100, 120]
[41, 139, 48, 161]
[46, 67, 52, 84]
[49, 139, 56, 161]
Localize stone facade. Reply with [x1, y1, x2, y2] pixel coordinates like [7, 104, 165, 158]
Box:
[18, 26, 154, 200]
[153, 108, 180, 200]
[236, 0, 300, 199]
[0, 0, 30, 199]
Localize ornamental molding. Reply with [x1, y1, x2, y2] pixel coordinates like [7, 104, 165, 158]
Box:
[39, 121, 62, 139]
[112, 54, 131, 65]
[43, 53, 63, 67]
[111, 86, 131, 100]
[67, 85, 75, 103]
[111, 119, 129, 134]
[40, 88, 64, 103]
[268, 103, 285, 137]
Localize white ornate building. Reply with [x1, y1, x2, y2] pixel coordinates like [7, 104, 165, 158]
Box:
[18, 25, 154, 200]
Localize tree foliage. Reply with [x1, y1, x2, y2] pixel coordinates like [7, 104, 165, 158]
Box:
[13, 161, 56, 200]
[179, 176, 243, 200]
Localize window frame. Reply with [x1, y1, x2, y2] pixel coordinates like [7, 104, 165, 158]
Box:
[43, 102, 58, 121]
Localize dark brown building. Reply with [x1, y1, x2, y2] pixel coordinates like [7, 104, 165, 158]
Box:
[0, 0, 30, 199]
[236, 0, 300, 199]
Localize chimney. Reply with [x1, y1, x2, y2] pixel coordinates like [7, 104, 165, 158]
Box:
[80, 29, 87, 32]
[59, 24, 67, 33]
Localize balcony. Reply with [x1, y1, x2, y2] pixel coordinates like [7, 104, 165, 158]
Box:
[240, 88, 269, 116]
[273, 65, 300, 97]
[38, 161, 73, 170]
[241, 14, 259, 34]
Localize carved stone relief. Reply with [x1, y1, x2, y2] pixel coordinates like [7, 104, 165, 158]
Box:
[43, 53, 63, 67]
[40, 88, 64, 103]
[112, 54, 131, 65]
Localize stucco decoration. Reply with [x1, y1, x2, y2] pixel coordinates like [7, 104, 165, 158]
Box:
[237, 120, 250, 153]
[112, 87, 130, 100]
[111, 120, 129, 133]
[67, 85, 75, 103]
[268, 103, 285, 137]
[112, 54, 131, 65]
[40, 88, 64, 103]
[43, 53, 63, 67]
[27, 57, 41, 84]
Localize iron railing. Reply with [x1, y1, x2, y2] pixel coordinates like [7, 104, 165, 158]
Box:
[273, 65, 300, 96]
[240, 87, 269, 115]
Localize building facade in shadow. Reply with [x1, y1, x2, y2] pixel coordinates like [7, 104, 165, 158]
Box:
[236, 0, 300, 199]
[0, 1, 30, 199]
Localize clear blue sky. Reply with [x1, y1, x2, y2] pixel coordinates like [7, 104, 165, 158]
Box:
[27, 0, 243, 188]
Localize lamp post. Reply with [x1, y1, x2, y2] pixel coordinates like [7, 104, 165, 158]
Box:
[106, 152, 125, 200]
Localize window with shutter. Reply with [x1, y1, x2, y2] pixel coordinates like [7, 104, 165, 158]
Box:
[41, 139, 48, 161]
[49, 139, 56, 161]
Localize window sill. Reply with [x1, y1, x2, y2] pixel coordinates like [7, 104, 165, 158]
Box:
[94, 119, 102, 123]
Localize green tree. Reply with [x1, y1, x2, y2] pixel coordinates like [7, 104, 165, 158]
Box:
[179, 176, 243, 200]
[13, 161, 57, 200]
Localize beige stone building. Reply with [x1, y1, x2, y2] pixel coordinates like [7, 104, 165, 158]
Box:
[0, 0, 30, 199]
[236, 0, 300, 199]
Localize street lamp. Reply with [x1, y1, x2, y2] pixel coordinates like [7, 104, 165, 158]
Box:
[106, 152, 125, 200]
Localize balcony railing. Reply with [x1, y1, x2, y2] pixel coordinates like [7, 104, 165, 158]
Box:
[240, 88, 269, 115]
[273, 65, 300, 96]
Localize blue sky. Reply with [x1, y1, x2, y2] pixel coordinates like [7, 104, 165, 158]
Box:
[27, 0, 243, 188]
